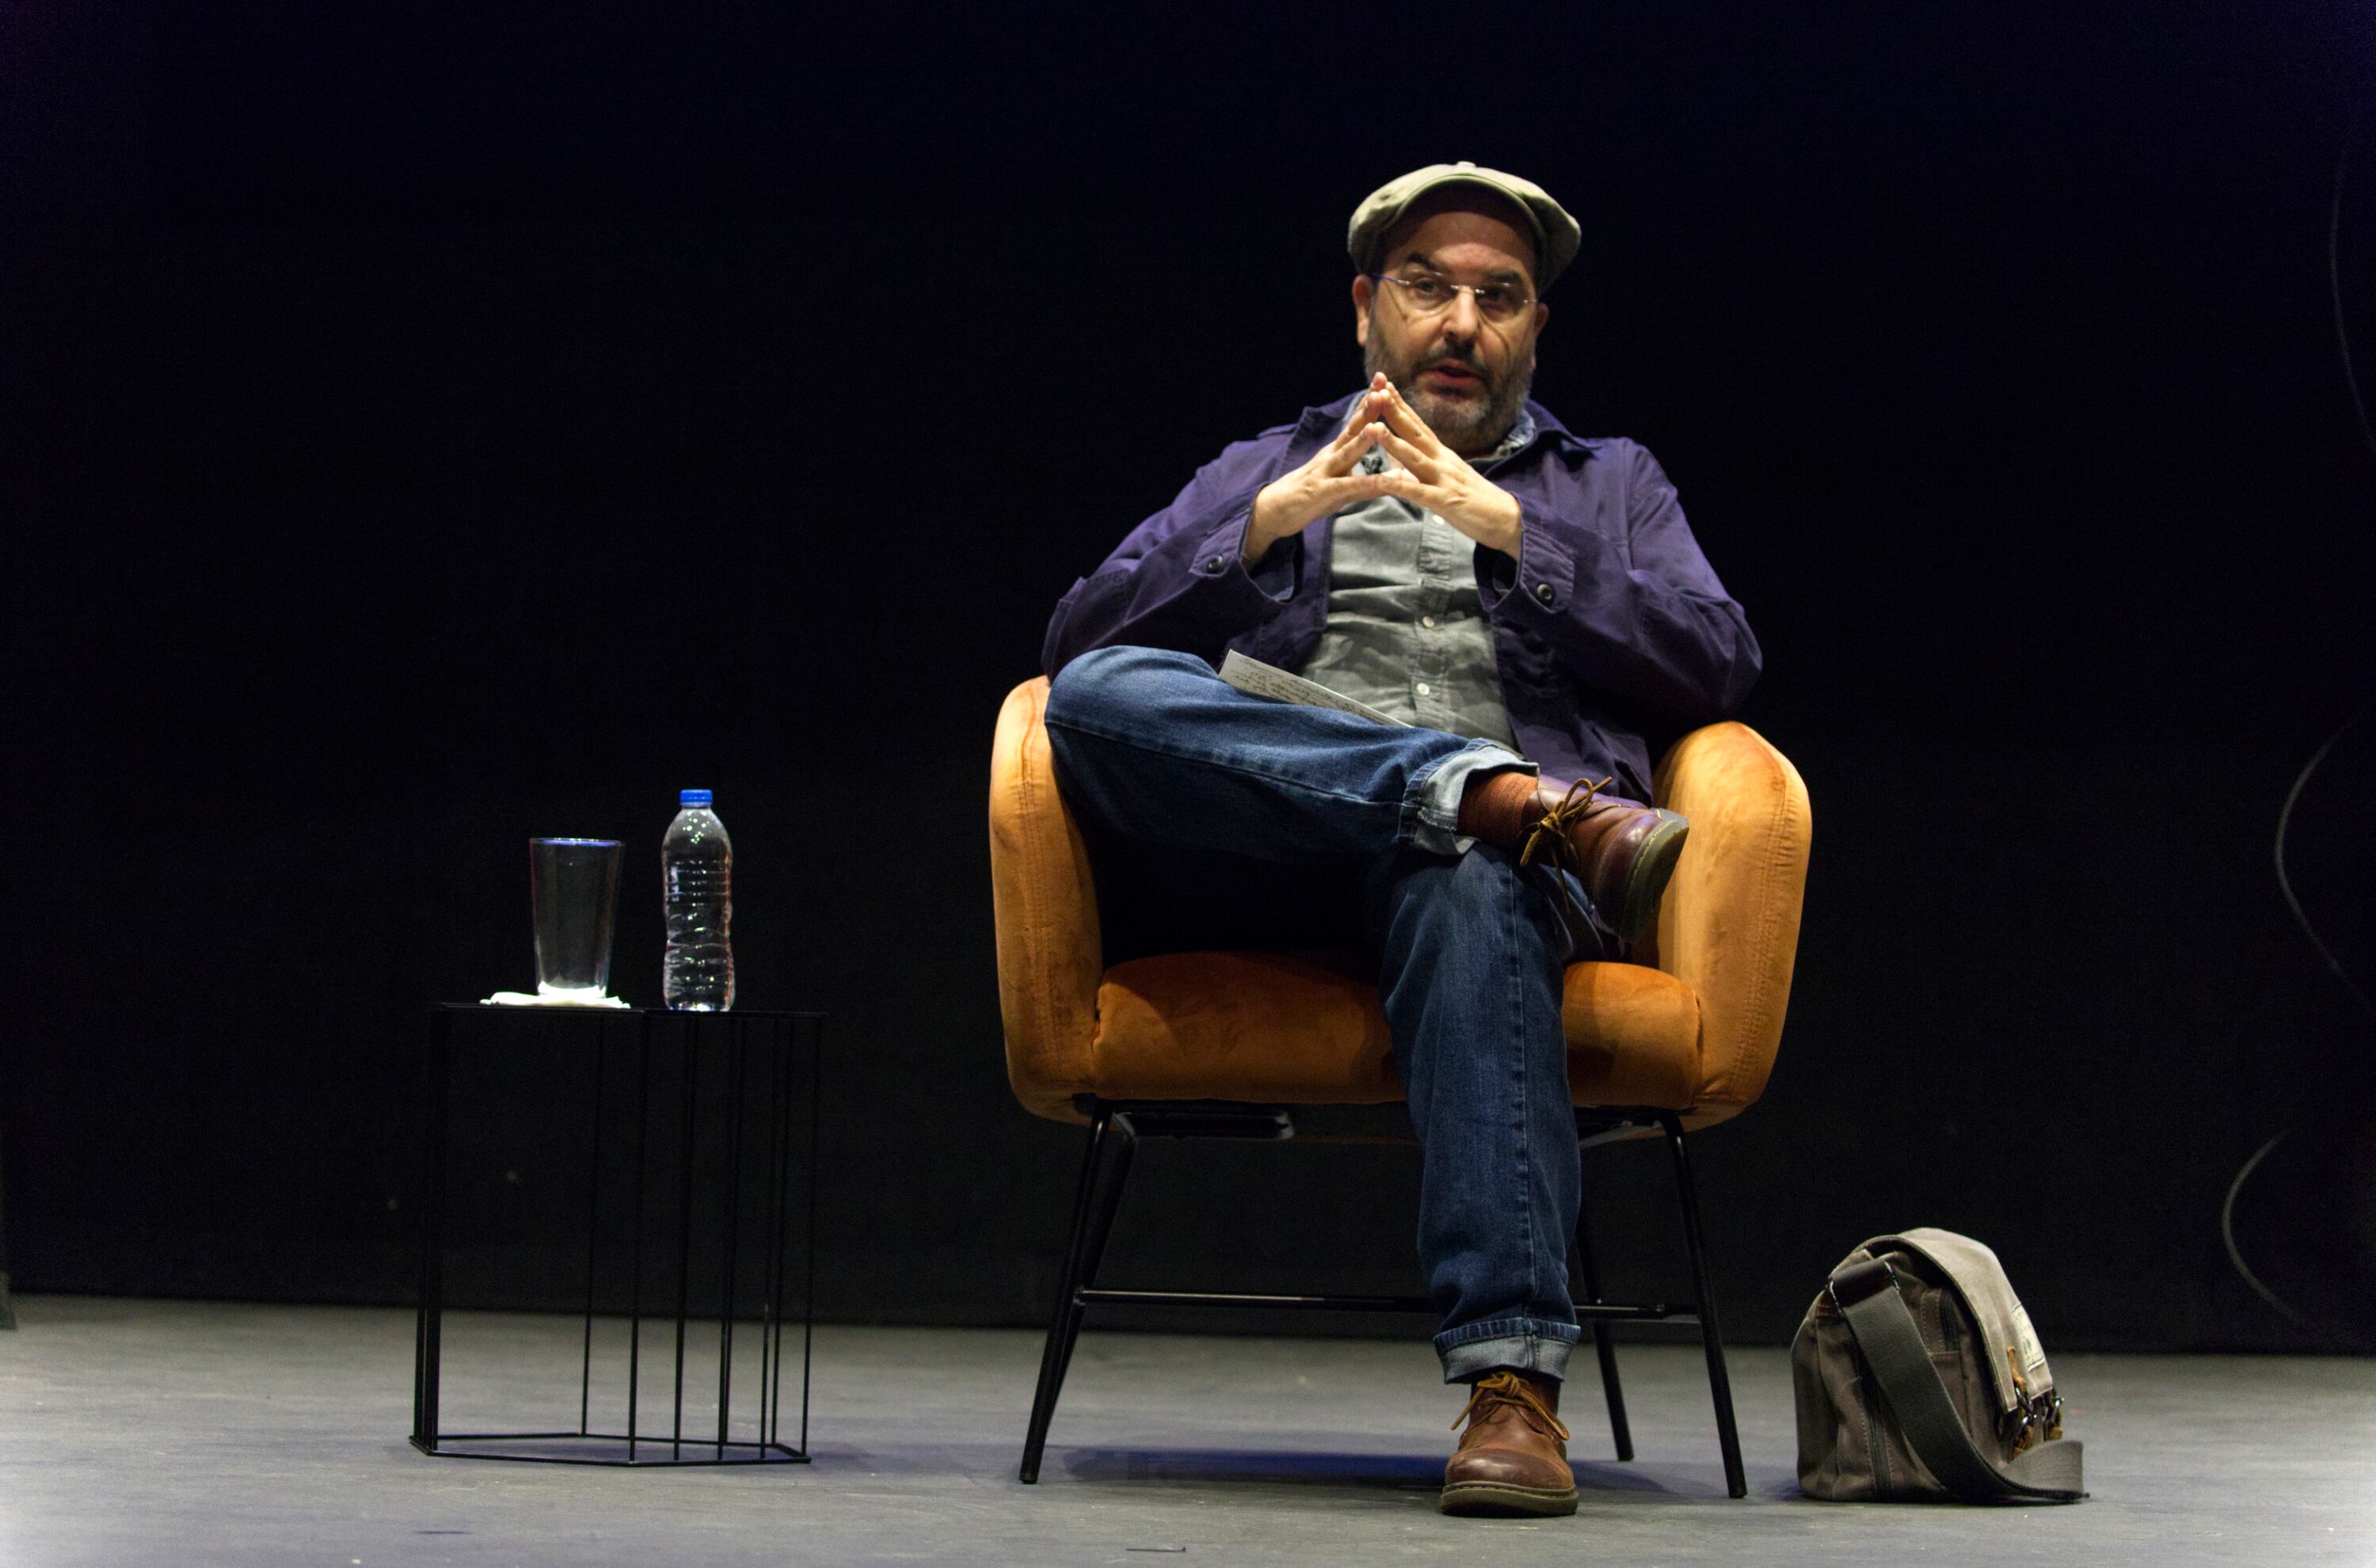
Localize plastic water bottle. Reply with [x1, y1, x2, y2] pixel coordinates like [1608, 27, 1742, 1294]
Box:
[662, 788, 734, 1011]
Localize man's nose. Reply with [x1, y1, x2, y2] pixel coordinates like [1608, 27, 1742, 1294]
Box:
[1440, 286, 1484, 336]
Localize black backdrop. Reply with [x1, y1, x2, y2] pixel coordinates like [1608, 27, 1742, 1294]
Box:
[6, 2, 2374, 1350]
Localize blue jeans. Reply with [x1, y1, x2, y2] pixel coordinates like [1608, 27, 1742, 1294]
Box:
[1042, 645, 1613, 1383]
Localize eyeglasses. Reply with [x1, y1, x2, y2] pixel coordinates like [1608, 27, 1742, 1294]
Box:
[1369, 272, 1536, 326]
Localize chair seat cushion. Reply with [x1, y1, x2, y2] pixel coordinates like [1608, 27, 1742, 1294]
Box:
[1091, 952, 1704, 1110]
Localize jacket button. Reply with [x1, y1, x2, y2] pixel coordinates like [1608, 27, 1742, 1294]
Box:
[1533, 582, 1555, 604]
[1204, 555, 1224, 573]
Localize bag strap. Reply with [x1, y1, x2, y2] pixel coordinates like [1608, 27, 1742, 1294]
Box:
[1829, 1258, 2086, 1502]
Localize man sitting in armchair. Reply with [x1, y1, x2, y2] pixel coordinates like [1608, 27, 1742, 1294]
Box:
[1038, 162, 1761, 1517]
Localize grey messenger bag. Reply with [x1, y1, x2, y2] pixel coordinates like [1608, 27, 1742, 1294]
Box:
[1793, 1227, 2086, 1503]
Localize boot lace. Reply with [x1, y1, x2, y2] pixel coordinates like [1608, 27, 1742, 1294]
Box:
[1516, 776, 1615, 937]
[1453, 1372, 1571, 1444]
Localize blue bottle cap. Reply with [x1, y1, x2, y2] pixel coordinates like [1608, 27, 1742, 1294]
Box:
[680, 788, 714, 807]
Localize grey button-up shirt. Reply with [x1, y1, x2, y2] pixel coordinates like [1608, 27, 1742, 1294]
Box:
[1295, 408, 1539, 753]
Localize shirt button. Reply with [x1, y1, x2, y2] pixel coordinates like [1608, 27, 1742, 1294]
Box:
[1534, 582, 1555, 604]
[1421, 615, 1437, 629]
[1415, 681, 1432, 697]
[1204, 555, 1224, 572]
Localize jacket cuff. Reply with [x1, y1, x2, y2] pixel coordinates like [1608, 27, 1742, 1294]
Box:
[1192, 500, 1300, 604]
[1482, 501, 1578, 618]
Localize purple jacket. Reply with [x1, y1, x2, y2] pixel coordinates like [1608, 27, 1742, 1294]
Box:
[1041, 391, 1761, 799]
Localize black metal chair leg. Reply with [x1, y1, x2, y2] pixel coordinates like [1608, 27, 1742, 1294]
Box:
[1660, 1113, 1746, 1498]
[1049, 1115, 1138, 1401]
[1572, 1175, 1634, 1462]
[1020, 1106, 1111, 1482]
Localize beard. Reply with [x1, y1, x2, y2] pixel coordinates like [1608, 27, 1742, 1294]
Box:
[1362, 320, 1534, 456]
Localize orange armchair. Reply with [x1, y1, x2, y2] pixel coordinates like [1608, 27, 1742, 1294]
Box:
[989, 674, 1812, 1490]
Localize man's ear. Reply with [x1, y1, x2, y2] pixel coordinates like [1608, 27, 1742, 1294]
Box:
[1352, 274, 1374, 349]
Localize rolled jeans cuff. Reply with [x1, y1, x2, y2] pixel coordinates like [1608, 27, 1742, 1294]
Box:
[1411, 740, 1533, 856]
[1435, 1316, 1582, 1384]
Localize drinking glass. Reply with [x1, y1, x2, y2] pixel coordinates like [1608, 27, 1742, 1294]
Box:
[530, 838, 623, 1000]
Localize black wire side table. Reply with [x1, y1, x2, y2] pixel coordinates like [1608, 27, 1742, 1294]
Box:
[411, 1004, 825, 1466]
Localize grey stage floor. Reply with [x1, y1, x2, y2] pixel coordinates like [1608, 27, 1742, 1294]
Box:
[2, 1296, 2371, 1566]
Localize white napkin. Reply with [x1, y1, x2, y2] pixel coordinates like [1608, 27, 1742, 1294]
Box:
[482, 989, 631, 1008]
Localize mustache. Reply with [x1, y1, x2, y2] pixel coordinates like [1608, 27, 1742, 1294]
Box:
[1419, 348, 1487, 376]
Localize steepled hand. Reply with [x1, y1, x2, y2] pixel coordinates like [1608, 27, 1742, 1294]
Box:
[1360, 375, 1525, 558]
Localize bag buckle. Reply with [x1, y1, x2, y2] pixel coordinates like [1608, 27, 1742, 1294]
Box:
[1826, 1257, 1896, 1311]
[1999, 1388, 2066, 1448]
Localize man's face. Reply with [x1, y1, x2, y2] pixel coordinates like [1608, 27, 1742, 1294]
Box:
[1353, 199, 1550, 458]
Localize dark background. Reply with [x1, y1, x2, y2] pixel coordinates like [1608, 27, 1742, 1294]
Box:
[6, 2, 2372, 1351]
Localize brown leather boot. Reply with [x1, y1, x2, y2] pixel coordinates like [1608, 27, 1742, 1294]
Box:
[1440, 1370, 1578, 1517]
[1458, 773, 1689, 946]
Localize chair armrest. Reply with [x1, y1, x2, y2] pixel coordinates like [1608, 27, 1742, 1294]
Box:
[989, 676, 1103, 1121]
[1651, 721, 1813, 1127]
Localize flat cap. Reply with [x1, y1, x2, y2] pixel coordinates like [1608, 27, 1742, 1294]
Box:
[1347, 162, 1580, 291]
